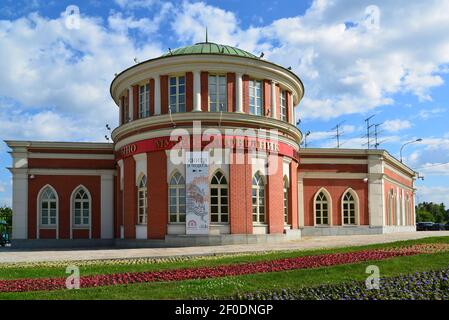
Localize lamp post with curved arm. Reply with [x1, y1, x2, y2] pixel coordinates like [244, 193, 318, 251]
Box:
[400, 138, 422, 163]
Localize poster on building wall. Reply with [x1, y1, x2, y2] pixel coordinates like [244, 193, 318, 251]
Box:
[186, 151, 210, 235]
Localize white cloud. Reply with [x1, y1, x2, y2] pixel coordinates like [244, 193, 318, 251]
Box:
[417, 185, 449, 206]
[417, 107, 446, 120]
[383, 119, 412, 132]
[0, 11, 164, 143]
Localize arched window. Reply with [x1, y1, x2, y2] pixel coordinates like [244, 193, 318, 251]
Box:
[210, 171, 229, 223]
[315, 190, 330, 225]
[73, 186, 90, 227]
[342, 190, 357, 225]
[169, 171, 186, 223]
[283, 176, 289, 224]
[137, 175, 147, 224]
[40, 186, 57, 227]
[252, 172, 265, 223]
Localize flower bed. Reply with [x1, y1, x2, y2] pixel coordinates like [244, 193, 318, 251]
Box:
[0, 248, 422, 293]
[228, 267, 449, 300]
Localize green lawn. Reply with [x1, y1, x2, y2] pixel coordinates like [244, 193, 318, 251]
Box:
[0, 236, 448, 300]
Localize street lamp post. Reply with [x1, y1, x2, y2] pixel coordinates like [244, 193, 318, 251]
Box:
[400, 138, 423, 162]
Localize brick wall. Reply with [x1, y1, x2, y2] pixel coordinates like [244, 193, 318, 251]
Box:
[201, 71, 208, 111]
[267, 155, 284, 233]
[227, 73, 235, 112]
[147, 151, 168, 239]
[123, 156, 136, 238]
[229, 152, 253, 234]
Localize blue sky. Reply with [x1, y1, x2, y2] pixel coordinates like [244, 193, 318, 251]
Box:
[0, 0, 449, 207]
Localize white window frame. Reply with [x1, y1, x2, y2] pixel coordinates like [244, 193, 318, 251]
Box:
[39, 186, 58, 228]
[208, 74, 227, 112]
[283, 176, 289, 225]
[168, 171, 186, 223]
[341, 188, 359, 226]
[210, 170, 229, 224]
[137, 175, 148, 225]
[314, 188, 332, 226]
[280, 90, 287, 121]
[139, 83, 150, 118]
[36, 184, 59, 239]
[249, 79, 263, 116]
[169, 75, 186, 113]
[252, 172, 266, 224]
[72, 186, 91, 228]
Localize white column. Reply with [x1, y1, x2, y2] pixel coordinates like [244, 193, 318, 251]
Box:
[271, 81, 276, 119]
[236, 73, 243, 113]
[193, 70, 202, 112]
[12, 172, 28, 239]
[128, 86, 134, 121]
[117, 159, 124, 239]
[297, 176, 304, 227]
[118, 98, 123, 125]
[290, 93, 295, 125]
[154, 76, 161, 115]
[368, 155, 385, 227]
[101, 174, 114, 239]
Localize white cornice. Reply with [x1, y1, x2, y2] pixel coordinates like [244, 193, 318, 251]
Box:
[28, 153, 115, 160]
[299, 148, 416, 177]
[112, 112, 302, 145]
[5, 140, 114, 151]
[8, 168, 116, 176]
[300, 158, 368, 165]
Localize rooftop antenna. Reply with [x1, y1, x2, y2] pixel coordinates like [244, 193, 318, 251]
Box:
[373, 123, 383, 149]
[303, 131, 311, 148]
[331, 121, 345, 148]
[364, 115, 375, 149]
[205, 26, 208, 43]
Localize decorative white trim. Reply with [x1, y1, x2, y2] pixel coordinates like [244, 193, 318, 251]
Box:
[299, 172, 369, 179]
[154, 75, 161, 115]
[236, 72, 243, 113]
[129, 86, 134, 121]
[384, 163, 413, 183]
[271, 81, 276, 119]
[383, 175, 414, 192]
[193, 70, 201, 112]
[36, 184, 59, 239]
[297, 176, 304, 227]
[11, 173, 28, 239]
[113, 127, 300, 157]
[69, 185, 92, 239]
[10, 168, 116, 176]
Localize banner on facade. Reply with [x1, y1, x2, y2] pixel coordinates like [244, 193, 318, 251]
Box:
[186, 151, 210, 235]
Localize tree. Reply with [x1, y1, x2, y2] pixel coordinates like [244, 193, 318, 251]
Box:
[415, 202, 449, 223]
[0, 206, 12, 226]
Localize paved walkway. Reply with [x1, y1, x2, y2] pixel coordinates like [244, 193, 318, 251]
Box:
[0, 231, 448, 264]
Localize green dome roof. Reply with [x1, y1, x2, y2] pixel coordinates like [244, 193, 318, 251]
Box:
[162, 42, 257, 58]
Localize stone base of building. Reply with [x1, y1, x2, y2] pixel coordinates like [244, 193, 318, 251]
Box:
[10, 231, 302, 249]
[300, 225, 416, 236]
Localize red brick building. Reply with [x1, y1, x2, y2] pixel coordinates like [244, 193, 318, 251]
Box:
[6, 42, 417, 247]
